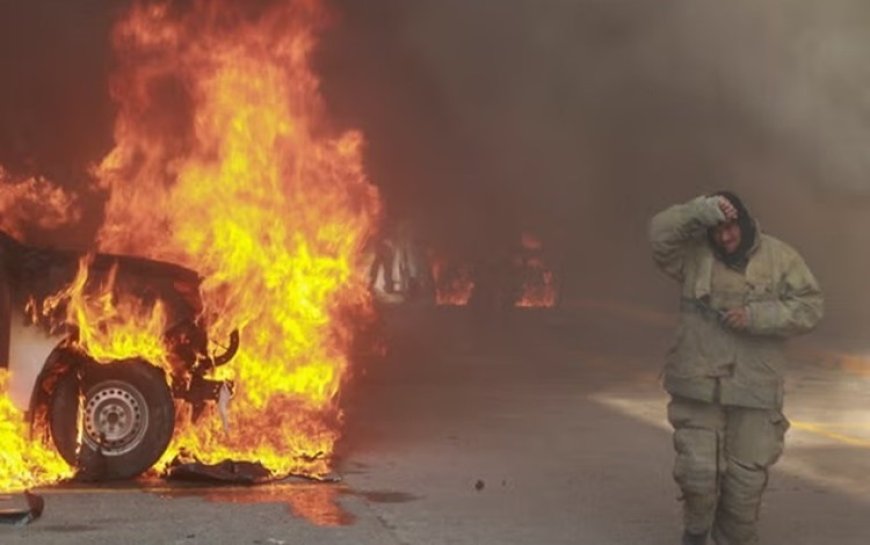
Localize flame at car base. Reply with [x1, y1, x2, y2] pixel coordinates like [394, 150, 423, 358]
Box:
[0, 370, 73, 492]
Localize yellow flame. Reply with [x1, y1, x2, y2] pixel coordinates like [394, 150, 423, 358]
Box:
[41, 256, 170, 368]
[0, 370, 73, 492]
[94, 0, 379, 476]
[0, 0, 379, 485]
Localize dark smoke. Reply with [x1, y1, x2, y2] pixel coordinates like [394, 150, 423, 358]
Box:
[0, 0, 127, 246]
[2, 1, 870, 339]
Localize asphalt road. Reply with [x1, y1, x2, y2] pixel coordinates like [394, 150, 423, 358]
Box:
[2, 303, 868, 544]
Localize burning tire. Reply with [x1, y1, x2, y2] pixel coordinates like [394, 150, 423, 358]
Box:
[49, 359, 175, 480]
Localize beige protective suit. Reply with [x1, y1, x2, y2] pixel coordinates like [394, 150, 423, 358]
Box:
[649, 196, 823, 544]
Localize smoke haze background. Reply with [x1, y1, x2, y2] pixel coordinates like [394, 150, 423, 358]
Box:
[319, 0, 870, 342]
[2, 0, 870, 340]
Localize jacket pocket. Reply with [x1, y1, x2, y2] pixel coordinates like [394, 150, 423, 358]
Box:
[726, 408, 789, 468]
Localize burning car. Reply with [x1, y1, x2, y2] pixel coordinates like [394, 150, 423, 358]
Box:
[0, 230, 238, 479]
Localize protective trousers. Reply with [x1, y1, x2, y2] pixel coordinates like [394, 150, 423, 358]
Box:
[668, 396, 788, 545]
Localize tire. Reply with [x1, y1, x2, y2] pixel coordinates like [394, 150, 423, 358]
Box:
[50, 359, 175, 480]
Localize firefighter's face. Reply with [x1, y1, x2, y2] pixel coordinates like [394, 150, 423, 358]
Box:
[713, 221, 741, 255]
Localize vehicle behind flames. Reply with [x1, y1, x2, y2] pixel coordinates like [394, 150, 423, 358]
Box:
[0, 231, 238, 479]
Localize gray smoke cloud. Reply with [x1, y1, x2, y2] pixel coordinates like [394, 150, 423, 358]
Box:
[320, 0, 870, 340]
[2, 0, 870, 339]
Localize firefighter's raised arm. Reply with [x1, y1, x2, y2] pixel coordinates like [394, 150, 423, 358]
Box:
[648, 196, 734, 280]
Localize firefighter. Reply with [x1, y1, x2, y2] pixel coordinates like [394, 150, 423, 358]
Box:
[649, 192, 823, 545]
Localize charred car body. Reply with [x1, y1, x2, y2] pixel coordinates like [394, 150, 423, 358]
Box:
[0, 231, 238, 479]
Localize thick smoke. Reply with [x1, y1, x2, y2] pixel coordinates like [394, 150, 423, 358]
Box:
[319, 0, 870, 340]
[0, 0, 125, 247]
[2, 1, 870, 338]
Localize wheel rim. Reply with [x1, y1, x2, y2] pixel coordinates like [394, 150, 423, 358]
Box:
[83, 380, 150, 456]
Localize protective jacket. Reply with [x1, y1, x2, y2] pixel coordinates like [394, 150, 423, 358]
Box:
[649, 196, 823, 409]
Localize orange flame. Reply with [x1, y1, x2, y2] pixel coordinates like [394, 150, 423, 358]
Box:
[430, 233, 557, 309]
[431, 258, 475, 306]
[90, 0, 379, 476]
[515, 265, 556, 308]
[515, 233, 556, 308]
[0, 166, 80, 239]
[0, 370, 73, 492]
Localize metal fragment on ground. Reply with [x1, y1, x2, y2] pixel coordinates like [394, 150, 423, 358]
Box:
[163, 455, 275, 485]
[0, 491, 44, 526]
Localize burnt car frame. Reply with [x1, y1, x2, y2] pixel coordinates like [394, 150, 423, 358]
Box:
[0, 231, 238, 479]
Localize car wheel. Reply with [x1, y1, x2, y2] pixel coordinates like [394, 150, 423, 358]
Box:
[50, 359, 175, 480]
